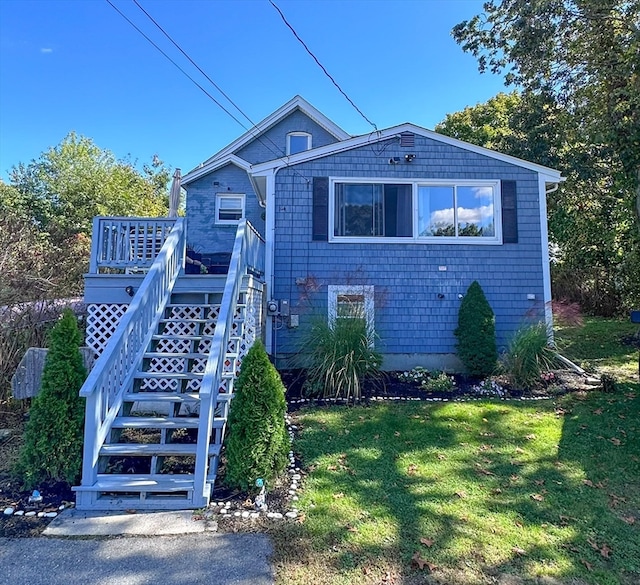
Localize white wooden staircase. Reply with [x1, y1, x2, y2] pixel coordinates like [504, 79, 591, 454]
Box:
[75, 219, 264, 510]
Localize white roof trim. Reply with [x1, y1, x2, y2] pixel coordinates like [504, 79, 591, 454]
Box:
[249, 123, 563, 180]
[185, 95, 350, 178]
[182, 154, 251, 185]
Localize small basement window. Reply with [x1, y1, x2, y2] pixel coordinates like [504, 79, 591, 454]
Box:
[287, 132, 312, 155]
[215, 194, 245, 225]
[328, 285, 375, 344]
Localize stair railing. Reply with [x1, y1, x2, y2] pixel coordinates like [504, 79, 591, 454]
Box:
[78, 218, 186, 490]
[193, 219, 264, 506]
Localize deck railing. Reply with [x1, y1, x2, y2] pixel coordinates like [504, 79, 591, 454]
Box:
[192, 219, 264, 506]
[78, 218, 186, 489]
[89, 217, 177, 273]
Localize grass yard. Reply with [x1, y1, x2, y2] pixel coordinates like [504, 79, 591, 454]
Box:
[273, 319, 640, 585]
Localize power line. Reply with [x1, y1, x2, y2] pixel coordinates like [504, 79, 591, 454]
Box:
[268, 0, 378, 132]
[106, 0, 311, 182]
[130, 0, 287, 161]
[104, 0, 252, 134]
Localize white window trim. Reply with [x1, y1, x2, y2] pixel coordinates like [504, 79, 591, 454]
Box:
[215, 193, 245, 225]
[328, 177, 502, 245]
[328, 285, 375, 345]
[286, 132, 312, 155]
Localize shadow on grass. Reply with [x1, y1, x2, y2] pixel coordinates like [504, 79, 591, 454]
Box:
[278, 389, 640, 585]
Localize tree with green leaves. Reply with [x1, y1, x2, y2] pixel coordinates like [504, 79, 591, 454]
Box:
[16, 310, 87, 488]
[452, 0, 640, 230]
[4, 133, 171, 298]
[437, 89, 640, 315]
[9, 132, 169, 236]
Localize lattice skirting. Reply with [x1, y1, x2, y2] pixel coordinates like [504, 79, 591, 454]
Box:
[86, 304, 128, 357]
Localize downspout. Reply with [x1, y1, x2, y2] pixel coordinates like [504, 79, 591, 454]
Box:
[263, 170, 278, 355]
[540, 177, 560, 345]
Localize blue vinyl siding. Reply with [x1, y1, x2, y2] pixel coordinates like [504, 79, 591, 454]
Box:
[271, 135, 545, 360]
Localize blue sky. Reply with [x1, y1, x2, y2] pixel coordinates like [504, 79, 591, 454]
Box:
[0, 0, 507, 182]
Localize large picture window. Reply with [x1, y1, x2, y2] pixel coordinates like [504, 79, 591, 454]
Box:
[330, 179, 500, 244]
[418, 185, 495, 238]
[334, 183, 412, 237]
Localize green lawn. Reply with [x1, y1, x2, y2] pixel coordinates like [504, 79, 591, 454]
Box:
[555, 316, 639, 381]
[272, 319, 640, 585]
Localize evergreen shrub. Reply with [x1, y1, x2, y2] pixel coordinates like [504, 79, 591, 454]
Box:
[16, 309, 86, 488]
[224, 341, 289, 491]
[454, 281, 498, 377]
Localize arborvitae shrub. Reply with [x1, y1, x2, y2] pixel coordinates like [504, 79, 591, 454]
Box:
[224, 341, 289, 491]
[454, 281, 498, 377]
[16, 309, 86, 488]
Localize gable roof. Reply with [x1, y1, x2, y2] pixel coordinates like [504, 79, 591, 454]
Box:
[183, 95, 350, 185]
[250, 122, 564, 182]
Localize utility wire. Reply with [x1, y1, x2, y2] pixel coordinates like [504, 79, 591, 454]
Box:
[106, 0, 310, 183]
[269, 0, 378, 132]
[104, 0, 251, 135]
[131, 0, 287, 160]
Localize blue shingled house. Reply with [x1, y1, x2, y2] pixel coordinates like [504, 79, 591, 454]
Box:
[75, 96, 563, 510]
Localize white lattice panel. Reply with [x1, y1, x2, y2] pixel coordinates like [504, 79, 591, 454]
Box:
[86, 304, 128, 356]
[141, 305, 216, 391]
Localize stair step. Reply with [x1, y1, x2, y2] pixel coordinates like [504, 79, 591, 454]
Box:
[151, 334, 215, 341]
[134, 371, 234, 380]
[144, 352, 239, 360]
[112, 417, 225, 429]
[74, 477, 201, 493]
[100, 443, 221, 457]
[123, 392, 201, 402]
[159, 318, 215, 324]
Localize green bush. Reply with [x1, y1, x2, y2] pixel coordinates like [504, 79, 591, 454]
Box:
[421, 371, 456, 393]
[224, 341, 289, 491]
[454, 281, 498, 377]
[16, 309, 86, 488]
[500, 322, 558, 391]
[298, 311, 382, 402]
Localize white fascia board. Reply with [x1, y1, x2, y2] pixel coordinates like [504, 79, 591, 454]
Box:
[182, 155, 251, 185]
[186, 96, 350, 176]
[250, 123, 564, 180]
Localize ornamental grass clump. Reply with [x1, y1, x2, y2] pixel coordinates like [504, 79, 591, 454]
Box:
[455, 281, 498, 377]
[500, 322, 558, 391]
[16, 309, 86, 489]
[299, 311, 382, 402]
[224, 341, 289, 491]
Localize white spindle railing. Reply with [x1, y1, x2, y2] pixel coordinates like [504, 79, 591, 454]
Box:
[89, 217, 177, 273]
[192, 219, 264, 506]
[79, 218, 186, 489]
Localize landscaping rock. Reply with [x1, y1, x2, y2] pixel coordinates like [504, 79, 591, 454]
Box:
[4, 507, 15, 515]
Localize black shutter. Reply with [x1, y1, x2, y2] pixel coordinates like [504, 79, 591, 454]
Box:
[501, 180, 518, 244]
[312, 176, 329, 241]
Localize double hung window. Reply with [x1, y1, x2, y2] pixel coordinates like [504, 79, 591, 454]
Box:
[215, 194, 245, 225]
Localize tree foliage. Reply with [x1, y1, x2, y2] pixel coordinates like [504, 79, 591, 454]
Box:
[452, 0, 640, 229]
[224, 341, 289, 491]
[16, 310, 86, 488]
[3, 133, 170, 299]
[437, 89, 640, 315]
